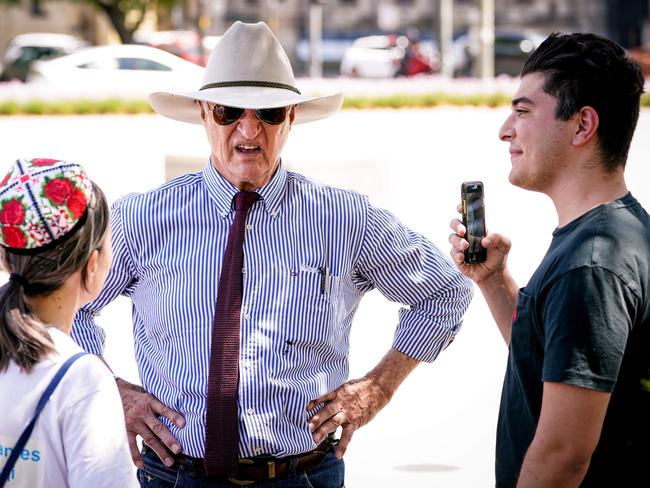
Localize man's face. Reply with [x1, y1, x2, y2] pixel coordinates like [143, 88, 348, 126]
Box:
[499, 73, 576, 193]
[200, 102, 296, 191]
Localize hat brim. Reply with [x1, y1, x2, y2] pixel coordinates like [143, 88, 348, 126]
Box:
[149, 86, 343, 125]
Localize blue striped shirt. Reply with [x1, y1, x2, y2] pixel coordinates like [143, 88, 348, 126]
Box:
[72, 160, 472, 459]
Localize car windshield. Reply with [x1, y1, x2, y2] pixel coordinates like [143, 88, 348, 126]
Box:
[77, 56, 172, 71]
[117, 57, 171, 71]
[16, 46, 66, 64]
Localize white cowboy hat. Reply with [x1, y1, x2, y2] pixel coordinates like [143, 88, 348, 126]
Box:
[149, 21, 343, 125]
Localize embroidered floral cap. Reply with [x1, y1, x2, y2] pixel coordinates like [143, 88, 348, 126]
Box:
[0, 158, 92, 253]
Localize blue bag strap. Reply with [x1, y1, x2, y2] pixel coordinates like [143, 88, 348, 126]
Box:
[0, 351, 87, 487]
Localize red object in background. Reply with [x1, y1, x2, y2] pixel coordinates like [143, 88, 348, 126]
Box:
[405, 52, 434, 76]
[135, 30, 206, 65]
[628, 46, 650, 76]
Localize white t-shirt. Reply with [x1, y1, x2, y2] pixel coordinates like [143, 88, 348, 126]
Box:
[0, 328, 137, 487]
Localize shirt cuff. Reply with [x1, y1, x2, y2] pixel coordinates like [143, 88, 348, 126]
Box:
[70, 308, 106, 355]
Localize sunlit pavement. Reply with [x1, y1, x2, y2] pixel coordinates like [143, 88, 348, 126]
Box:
[1, 106, 648, 487]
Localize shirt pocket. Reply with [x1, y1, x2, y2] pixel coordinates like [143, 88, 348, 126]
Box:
[510, 288, 534, 361]
[288, 266, 341, 344]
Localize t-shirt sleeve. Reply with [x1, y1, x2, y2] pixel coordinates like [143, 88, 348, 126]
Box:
[541, 266, 636, 392]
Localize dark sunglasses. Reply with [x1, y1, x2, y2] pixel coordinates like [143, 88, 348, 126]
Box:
[207, 103, 289, 126]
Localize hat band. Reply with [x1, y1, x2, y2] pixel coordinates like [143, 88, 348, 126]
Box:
[200, 80, 301, 95]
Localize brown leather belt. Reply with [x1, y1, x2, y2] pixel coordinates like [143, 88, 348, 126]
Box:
[169, 435, 337, 485]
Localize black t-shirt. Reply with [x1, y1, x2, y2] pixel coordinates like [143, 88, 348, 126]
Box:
[496, 193, 650, 487]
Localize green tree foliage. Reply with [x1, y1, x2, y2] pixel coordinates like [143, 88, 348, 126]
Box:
[0, 0, 178, 44]
[85, 0, 177, 43]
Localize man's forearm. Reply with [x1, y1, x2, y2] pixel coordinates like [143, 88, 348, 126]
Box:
[517, 441, 590, 487]
[515, 382, 609, 487]
[477, 269, 519, 345]
[365, 348, 420, 401]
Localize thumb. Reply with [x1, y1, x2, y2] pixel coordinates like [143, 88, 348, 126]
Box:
[482, 233, 511, 253]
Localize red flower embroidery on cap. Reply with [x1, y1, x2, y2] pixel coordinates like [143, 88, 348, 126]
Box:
[31, 158, 59, 167]
[43, 177, 74, 205]
[67, 188, 87, 219]
[0, 198, 26, 225]
[2, 226, 27, 248]
[0, 171, 11, 187]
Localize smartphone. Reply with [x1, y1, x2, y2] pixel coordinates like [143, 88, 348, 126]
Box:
[461, 181, 487, 264]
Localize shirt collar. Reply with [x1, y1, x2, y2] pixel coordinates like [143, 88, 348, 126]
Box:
[202, 159, 287, 219]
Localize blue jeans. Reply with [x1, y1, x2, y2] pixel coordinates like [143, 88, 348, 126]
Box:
[137, 447, 345, 488]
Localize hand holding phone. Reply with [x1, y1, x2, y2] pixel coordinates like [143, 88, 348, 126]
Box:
[461, 181, 487, 264]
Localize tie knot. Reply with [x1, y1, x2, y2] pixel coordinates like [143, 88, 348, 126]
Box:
[234, 191, 259, 212]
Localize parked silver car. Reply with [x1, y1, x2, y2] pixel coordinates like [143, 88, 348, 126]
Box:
[0, 32, 87, 82]
[453, 29, 547, 77]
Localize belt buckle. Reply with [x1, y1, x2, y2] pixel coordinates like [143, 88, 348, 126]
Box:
[227, 458, 276, 485]
[227, 478, 254, 487]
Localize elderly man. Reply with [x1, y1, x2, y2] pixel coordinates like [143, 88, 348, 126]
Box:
[73, 21, 472, 487]
[450, 33, 649, 487]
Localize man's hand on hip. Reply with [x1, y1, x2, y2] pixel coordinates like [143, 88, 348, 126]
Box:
[307, 349, 420, 459]
[115, 378, 186, 468]
[306, 376, 390, 459]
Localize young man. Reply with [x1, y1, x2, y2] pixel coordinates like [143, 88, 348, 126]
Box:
[450, 33, 648, 487]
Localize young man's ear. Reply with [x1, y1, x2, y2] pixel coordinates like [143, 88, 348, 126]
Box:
[572, 106, 599, 147]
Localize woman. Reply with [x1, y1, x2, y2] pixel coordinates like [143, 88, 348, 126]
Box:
[0, 158, 136, 487]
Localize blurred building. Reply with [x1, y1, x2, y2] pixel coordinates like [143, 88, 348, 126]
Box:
[189, 0, 650, 73]
[193, 0, 649, 40]
[0, 0, 116, 56]
[2, 0, 650, 74]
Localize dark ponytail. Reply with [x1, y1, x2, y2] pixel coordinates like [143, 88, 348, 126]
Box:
[0, 279, 55, 372]
[0, 183, 109, 373]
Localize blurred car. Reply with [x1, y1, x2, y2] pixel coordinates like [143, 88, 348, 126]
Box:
[295, 36, 356, 75]
[340, 34, 438, 78]
[453, 29, 546, 77]
[134, 30, 221, 66]
[26, 44, 204, 97]
[0, 32, 87, 82]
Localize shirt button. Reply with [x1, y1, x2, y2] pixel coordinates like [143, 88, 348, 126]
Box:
[246, 408, 255, 415]
[242, 267, 246, 274]
[244, 313, 250, 320]
[246, 224, 253, 231]
[254, 447, 262, 454]
[243, 360, 252, 369]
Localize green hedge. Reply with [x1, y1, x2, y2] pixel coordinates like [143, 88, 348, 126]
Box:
[0, 99, 153, 116]
[1, 93, 649, 115]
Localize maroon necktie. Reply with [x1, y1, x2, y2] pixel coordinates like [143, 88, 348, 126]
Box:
[204, 191, 259, 476]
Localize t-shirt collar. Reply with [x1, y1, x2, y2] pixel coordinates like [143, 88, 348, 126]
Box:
[553, 191, 635, 236]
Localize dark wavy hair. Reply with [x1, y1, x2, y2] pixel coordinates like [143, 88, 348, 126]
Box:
[521, 32, 645, 171]
[0, 182, 109, 373]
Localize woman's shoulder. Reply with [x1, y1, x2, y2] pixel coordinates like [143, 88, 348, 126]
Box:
[46, 329, 114, 392]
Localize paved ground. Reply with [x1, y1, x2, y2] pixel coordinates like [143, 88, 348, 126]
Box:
[0, 107, 648, 487]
